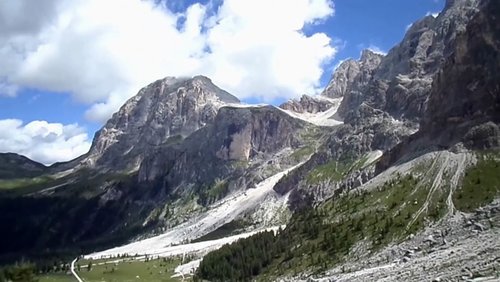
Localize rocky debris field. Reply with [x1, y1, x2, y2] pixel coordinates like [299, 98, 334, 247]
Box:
[289, 200, 500, 282]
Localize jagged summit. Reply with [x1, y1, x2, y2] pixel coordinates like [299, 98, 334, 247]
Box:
[191, 75, 241, 104]
[279, 95, 335, 114]
[321, 49, 383, 100]
[130, 75, 240, 104]
[323, 0, 480, 122]
[2, 1, 499, 280]
[80, 75, 240, 171]
[360, 49, 384, 64]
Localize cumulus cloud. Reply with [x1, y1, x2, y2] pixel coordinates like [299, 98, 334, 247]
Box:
[0, 0, 337, 122]
[0, 0, 61, 36]
[0, 81, 18, 97]
[426, 11, 440, 18]
[202, 0, 335, 101]
[367, 45, 387, 56]
[357, 43, 387, 56]
[0, 119, 91, 165]
[406, 11, 439, 32]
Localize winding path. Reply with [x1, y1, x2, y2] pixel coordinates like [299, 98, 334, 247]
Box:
[70, 258, 83, 282]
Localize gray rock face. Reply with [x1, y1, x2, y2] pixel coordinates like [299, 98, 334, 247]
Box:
[80, 75, 240, 171]
[322, 50, 383, 104]
[321, 50, 384, 128]
[213, 106, 305, 161]
[380, 0, 478, 120]
[333, 0, 479, 122]
[138, 105, 308, 190]
[378, 0, 500, 171]
[321, 60, 360, 99]
[325, 0, 480, 158]
[279, 95, 334, 114]
[421, 0, 500, 148]
[48, 71, 335, 210]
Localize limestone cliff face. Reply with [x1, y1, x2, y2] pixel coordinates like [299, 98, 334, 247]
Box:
[378, 0, 499, 172]
[79, 76, 240, 171]
[421, 0, 500, 148]
[213, 106, 305, 161]
[321, 60, 360, 99]
[324, 50, 383, 117]
[330, 0, 479, 122]
[138, 105, 308, 188]
[324, 0, 480, 150]
[379, 0, 478, 120]
[279, 95, 334, 114]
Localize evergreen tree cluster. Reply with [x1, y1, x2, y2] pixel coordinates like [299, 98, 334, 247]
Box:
[195, 207, 360, 281]
[196, 230, 286, 281]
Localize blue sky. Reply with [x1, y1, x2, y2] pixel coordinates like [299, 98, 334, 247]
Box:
[0, 0, 445, 164]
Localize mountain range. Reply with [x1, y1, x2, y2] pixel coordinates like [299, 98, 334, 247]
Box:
[0, 0, 499, 280]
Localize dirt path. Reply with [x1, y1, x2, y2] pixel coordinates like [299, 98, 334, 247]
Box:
[70, 258, 83, 282]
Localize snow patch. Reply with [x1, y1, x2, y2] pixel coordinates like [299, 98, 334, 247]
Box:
[277, 97, 343, 127]
[224, 103, 269, 108]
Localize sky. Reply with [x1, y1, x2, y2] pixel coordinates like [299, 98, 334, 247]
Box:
[0, 0, 445, 165]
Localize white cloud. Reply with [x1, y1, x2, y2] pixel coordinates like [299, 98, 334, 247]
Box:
[425, 11, 440, 18]
[0, 0, 337, 122]
[0, 119, 91, 165]
[0, 0, 61, 36]
[367, 45, 387, 56]
[0, 81, 18, 97]
[406, 10, 439, 33]
[356, 43, 387, 57]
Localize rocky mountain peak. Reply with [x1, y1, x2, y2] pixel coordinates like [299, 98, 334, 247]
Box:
[320, 59, 359, 99]
[360, 49, 384, 66]
[184, 75, 240, 104]
[79, 75, 240, 171]
[321, 49, 384, 100]
[378, 0, 499, 171]
[279, 95, 335, 114]
[332, 0, 480, 123]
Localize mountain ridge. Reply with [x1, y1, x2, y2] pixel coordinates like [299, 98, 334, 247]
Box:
[0, 0, 499, 281]
[0, 153, 47, 179]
